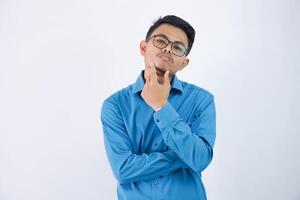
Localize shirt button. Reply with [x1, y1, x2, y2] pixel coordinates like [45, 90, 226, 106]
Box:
[156, 119, 160, 123]
[154, 143, 158, 146]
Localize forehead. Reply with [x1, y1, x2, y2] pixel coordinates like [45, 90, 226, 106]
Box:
[151, 24, 188, 46]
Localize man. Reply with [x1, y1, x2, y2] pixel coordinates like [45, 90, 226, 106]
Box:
[101, 15, 216, 200]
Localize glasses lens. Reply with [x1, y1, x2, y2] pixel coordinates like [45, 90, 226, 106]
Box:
[153, 36, 168, 48]
[172, 43, 186, 56]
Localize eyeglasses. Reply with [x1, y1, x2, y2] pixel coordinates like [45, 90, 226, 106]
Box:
[148, 34, 187, 57]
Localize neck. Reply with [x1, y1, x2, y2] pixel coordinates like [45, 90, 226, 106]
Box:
[142, 70, 174, 84]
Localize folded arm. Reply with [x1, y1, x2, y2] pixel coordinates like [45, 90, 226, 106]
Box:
[101, 97, 187, 184]
[153, 94, 216, 173]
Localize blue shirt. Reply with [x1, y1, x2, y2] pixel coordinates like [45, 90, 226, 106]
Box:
[101, 71, 216, 200]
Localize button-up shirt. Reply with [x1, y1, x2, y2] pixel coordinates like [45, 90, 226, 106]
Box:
[100, 70, 216, 200]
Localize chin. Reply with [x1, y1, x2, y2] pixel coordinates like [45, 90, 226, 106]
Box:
[154, 61, 169, 69]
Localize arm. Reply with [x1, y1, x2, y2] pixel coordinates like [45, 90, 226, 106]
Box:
[100, 96, 187, 184]
[153, 94, 216, 173]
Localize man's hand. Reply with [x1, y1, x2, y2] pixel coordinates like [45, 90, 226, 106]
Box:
[141, 63, 171, 111]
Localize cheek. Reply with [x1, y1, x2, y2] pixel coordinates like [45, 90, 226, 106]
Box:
[144, 56, 152, 66]
[171, 60, 183, 69]
[144, 51, 158, 65]
[173, 58, 184, 65]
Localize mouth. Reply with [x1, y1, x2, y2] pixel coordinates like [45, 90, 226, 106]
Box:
[158, 54, 173, 63]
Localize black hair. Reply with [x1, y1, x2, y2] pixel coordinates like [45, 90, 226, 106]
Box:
[145, 15, 196, 56]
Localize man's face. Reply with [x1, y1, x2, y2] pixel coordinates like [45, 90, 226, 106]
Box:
[140, 24, 190, 84]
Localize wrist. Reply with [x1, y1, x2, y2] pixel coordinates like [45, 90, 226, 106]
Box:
[154, 106, 162, 112]
[153, 101, 167, 112]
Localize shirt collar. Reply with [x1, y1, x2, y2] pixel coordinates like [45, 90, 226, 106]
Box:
[132, 70, 184, 94]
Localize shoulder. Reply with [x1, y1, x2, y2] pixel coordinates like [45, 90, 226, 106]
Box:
[181, 80, 214, 101]
[101, 83, 134, 112]
[179, 81, 216, 116]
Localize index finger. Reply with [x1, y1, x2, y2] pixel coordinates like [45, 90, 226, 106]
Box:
[150, 63, 158, 84]
[144, 65, 151, 83]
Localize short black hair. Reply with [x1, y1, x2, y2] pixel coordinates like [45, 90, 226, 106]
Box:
[145, 15, 196, 56]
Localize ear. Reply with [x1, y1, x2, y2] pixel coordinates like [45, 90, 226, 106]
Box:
[178, 58, 189, 71]
[139, 40, 147, 56]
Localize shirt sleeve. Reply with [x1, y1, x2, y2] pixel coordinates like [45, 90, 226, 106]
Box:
[100, 96, 187, 184]
[153, 94, 216, 173]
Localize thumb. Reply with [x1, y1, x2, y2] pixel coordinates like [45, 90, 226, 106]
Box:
[164, 70, 170, 84]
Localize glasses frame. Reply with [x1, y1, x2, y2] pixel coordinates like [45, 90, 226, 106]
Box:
[148, 34, 187, 57]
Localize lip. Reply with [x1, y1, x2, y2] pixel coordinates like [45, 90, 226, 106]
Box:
[158, 54, 173, 62]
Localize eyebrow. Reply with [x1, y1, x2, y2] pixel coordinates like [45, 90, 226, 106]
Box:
[156, 34, 186, 46]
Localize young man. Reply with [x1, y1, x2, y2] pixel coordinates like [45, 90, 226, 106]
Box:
[101, 15, 216, 200]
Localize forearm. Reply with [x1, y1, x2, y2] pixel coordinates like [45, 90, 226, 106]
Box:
[159, 122, 213, 173]
[153, 100, 216, 173]
[104, 139, 187, 184]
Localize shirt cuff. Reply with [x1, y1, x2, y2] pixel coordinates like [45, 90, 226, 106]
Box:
[153, 102, 180, 130]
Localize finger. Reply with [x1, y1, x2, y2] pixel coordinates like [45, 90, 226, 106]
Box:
[144, 65, 151, 83]
[164, 70, 170, 84]
[150, 63, 158, 84]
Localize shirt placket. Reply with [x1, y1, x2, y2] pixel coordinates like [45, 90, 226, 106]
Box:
[151, 177, 161, 200]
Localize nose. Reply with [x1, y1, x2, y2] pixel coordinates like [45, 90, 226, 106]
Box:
[162, 43, 172, 54]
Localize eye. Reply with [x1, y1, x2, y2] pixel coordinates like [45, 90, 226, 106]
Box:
[156, 38, 167, 45]
[173, 44, 185, 52]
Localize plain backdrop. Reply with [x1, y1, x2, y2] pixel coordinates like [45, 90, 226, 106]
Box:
[0, 0, 299, 199]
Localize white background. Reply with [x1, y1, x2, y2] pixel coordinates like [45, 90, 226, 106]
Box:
[0, 0, 299, 199]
